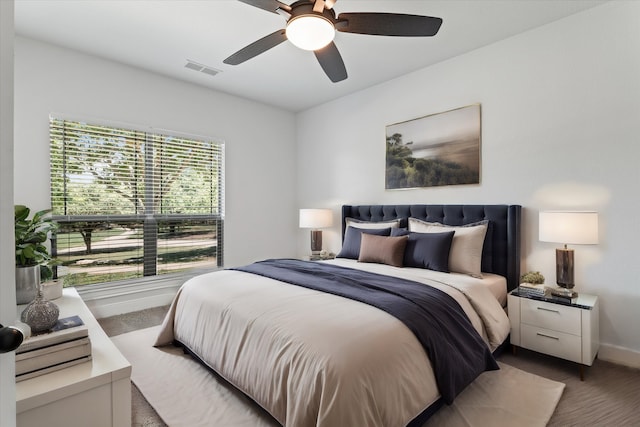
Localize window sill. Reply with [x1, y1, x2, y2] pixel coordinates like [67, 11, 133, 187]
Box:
[74, 267, 221, 319]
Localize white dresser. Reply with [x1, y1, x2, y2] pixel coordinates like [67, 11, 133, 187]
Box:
[508, 290, 599, 380]
[16, 288, 132, 427]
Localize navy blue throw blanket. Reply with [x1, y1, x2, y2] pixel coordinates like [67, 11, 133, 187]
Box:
[231, 259, 498, 404]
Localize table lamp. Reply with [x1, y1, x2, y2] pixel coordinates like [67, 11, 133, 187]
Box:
[299, 209, 333, 255]
[539, 211, 598, 297]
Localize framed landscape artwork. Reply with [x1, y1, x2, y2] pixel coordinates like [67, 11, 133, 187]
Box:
[385, 104, 481, 190]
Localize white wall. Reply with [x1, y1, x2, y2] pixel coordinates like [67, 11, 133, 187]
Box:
[13, 2, 640, 366]
[14, 36, 298, 268]
[1, 2, 17, 424]
[296, 1, 640, 366]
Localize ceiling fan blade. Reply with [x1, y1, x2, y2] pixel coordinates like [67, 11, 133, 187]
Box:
[223, 29, 287, 65]
[336, 13, 443, 37]
[236, 0, 291, 14]
[314, 42, 347, 83]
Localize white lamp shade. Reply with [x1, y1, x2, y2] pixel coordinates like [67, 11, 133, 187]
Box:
[299, 209, 333, 229]
[539, 211, 598, 245]
[286, 15, 335, 51]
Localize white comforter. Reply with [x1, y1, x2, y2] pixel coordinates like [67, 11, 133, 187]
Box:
[155, 259, 510, 427]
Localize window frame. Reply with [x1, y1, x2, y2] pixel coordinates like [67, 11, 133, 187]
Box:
[49, 114, 225, 288]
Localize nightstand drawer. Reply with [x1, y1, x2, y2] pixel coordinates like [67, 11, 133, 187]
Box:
[521, 298, 581, 336]
[521, 324, 582, 363]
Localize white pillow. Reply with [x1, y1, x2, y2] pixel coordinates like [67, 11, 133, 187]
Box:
[345, 217, 401, 230]
[408, 218, 488, 278]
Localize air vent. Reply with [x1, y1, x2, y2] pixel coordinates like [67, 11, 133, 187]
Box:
[200, 67, 220, 77]
[184, 61, 203, 71]
[184, 60, 222, 77]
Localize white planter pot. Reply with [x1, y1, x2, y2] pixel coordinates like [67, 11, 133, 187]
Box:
[42, 280, 63, 300]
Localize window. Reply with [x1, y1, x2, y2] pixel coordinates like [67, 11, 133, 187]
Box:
[50, 117, 224, 287]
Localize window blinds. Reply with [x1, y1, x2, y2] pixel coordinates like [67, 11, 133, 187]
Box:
[49, 117, 224, 286]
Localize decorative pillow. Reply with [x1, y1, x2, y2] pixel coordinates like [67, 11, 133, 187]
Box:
[358, 233, 408, 267]
[390, 228, 455, 272]
[336, 226, 392, 260]
[345, 217, 401, 230]
[408, 218, 489, 278]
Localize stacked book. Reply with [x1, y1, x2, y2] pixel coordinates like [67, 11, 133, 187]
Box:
[16, 315, 92, 382]
[518, 283, 549, 298]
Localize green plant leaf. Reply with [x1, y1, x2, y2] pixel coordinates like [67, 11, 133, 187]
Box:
[14, 204, 57, 270]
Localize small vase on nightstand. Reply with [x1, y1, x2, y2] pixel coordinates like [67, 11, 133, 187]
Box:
[20, 284, 60, 333]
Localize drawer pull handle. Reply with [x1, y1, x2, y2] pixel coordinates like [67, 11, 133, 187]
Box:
[537, 332, 560, 340]
[537, 307, 560, 313]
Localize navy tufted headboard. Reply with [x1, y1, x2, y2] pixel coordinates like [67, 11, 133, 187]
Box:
[341, 204, 522, 291]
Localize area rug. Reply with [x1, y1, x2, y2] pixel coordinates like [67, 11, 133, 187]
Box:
[112, 326, 565, 427]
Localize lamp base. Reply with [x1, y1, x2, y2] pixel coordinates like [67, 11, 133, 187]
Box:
[310, 230, 322, 254]
[556, 247, 575, 289]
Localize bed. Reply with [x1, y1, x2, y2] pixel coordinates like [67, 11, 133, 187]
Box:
[155, 204, 521, 427]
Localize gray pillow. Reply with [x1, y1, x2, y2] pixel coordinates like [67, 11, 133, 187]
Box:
[408, 218, 489, 278]
[345, 217, 401, 230]
[390, 228, 454, 272]
[336, 226, 392, 260]
[358, 233, 408, 268]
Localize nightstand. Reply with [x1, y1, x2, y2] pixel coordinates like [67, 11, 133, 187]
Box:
[508, 290, 599, 380]
[16, 288, 131, 426]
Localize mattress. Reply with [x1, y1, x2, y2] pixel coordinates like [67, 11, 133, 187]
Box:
[386, 263, 508, 307]
[155, 258, 511, 427]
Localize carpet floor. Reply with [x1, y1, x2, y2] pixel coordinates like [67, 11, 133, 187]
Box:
[112, 326, 564, 427]
[99, 305, 640, 427]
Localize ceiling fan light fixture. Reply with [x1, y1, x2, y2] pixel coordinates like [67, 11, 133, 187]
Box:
[286, 14, 335, 51]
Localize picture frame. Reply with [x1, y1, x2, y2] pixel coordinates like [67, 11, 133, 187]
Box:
[385, 104, 481, 190]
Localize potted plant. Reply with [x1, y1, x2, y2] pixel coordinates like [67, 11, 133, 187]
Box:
[520, 271, 545, 285]
[15, 205, 58, 304]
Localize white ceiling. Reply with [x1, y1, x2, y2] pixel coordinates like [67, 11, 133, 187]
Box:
[14, 0, 606, 112]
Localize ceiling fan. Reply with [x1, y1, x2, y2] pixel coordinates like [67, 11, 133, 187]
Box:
[223, 0, 443, 83]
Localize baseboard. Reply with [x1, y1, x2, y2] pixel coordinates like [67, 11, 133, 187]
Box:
[80, 280, 180, 319]
[598, 343, 640, 369]
[83, 289, 178, 319]
[75, 269, 215, 319]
